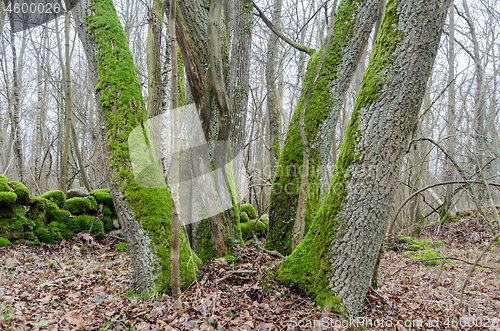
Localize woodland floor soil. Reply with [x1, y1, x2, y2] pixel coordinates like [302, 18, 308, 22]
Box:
[1, 213, 499, 331]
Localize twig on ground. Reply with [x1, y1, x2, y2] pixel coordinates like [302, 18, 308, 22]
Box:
[252, 233, 285, 259]
[369, 286, 394, 310]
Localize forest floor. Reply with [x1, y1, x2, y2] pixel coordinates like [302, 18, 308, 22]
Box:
[1, 211, 499, 331]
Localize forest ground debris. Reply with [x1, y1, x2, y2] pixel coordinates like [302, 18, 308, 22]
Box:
[0, 213, 499, 330]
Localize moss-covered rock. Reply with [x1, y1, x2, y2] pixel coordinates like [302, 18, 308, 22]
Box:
[0, 204, 34, 240]
[9, 181, 29, 200]
[26, 197, 49, 228]
[34, 227, 53, 243]
[74, 215, 95, 231]
[40, 190, 66, 206]
[90, 220, 106, 240]
[0, 192, 18, 206]
[241, 220, 267, 239]
[90, 189, 114, 207]
[0, 237, 11, 246]
[102, 205, 113, 231]
[66, 218, 81, 233]
[0, 175, 10, 192]
[260, 217, 269, 227]
[64, 196, 98, 215]
[46, 200, 70, 224]
[240, 211, 250, 223]
[241, 204, 257, 219]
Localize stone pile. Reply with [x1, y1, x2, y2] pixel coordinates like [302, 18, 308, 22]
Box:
[0, 175, 119, 247]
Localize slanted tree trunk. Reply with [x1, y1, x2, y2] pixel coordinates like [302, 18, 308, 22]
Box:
[266, 0, 381, 255]
[169, 0, 242, 260]
[278, 0, 452, 316]
[73, 0, 200, 295]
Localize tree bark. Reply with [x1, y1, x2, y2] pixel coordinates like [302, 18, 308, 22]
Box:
[146, 0, 164, 118]
[443, 5, 456, 219]
[73, 0, 200, 295]
[265, 0, 283, 176]
[59, 8, 73, 193]
[266, 0, 381, 255]
[278, 0, 452, 316]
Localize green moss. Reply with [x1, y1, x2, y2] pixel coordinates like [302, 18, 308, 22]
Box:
[26, 197, 49, 227]
[45, 200, 70, 224]
[34, 227, 53, 244]
[407, 244, 423, 251]
[278, 0, 401, 309]
[240, 211, 250, 223]
[64, 197, 98, 215]
[0, 175, 9, 192]
[84, 0, 200, 293]
[0, 192, 17, 206]
[9, 181, 29, 200]
[90, 190, 114, 207]
[260, 217, 269, 226]
[436, 241, 444, 247]
[66, 218, 82, 233]
[115, 242, 128, 251]
[196, 219, 214, 262]
[0, 237, 10, 246]
[102, 205, 113, 231]
[267, 0, 375, 255]
[0, 204, 34, 240]
[74, 215, 95, 231]
[407, 249, 450, 266]
[24, 231, 35, 240]
[241, 204, 257, 219]
[90, 220, 106, 240]
[40, 190, 66, 206]
[241, 220, 267, 239]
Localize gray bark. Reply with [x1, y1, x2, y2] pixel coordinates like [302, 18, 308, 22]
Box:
[265, 0, 283, 175]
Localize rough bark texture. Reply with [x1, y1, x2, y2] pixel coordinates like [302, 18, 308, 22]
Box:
[266, 0, 381, 255]
[265, 0, 283, 175]
[146, 0, 164, 118]
[278, 0, 452, 316]
[172, 0, 242, 260]
[444, 5, 455, 217]
[73, 0, 200, 295]
[229, 0, 252, 152]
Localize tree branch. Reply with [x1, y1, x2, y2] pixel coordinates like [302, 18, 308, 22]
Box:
[250, 1, 316, 55]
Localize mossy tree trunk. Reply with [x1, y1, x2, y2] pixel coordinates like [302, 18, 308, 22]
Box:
[73, 0, 200, 295]
[278, 0, 452, 316]
[266, 0, 382, 255]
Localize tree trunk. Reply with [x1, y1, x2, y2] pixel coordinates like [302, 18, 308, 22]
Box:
[9, 18, 25, 183]
[266, 0, 381, 255]
[278, 0, 452, 316]
[444, 5, 455, 219]
[59, 9, 73, 192]
[265, 0, 283, 176]
[170, 0, 242, 259]
[229, 0, 252, 152]
[146, 0, 164, 118]
[73, 0, 200, 295]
